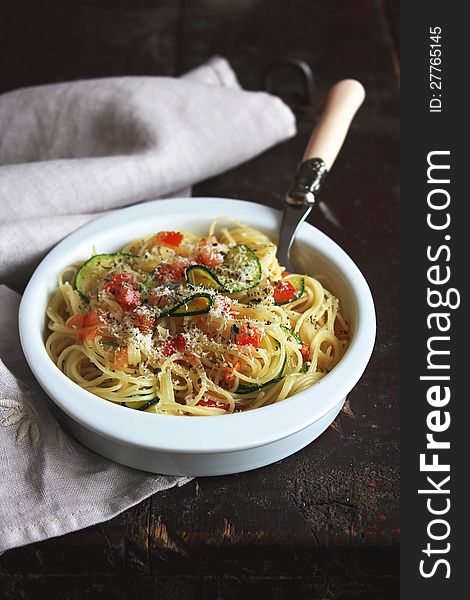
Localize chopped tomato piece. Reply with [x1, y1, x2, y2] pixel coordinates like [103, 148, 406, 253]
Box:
[133, 310, 155, 333]
[173, 334, 187, 352]
[147, 292, 169, 308]
[104, 273, 141, 310]
[300, 343, 310, 360]
[273, 280, 297, 303]
[114, 347, 129, 369]
[78, 328, 99, 341]
[213, 295, 234, 317]
[104, 273, 134, 293]
[194, 236, 224, 267]
[197, 398, 226, 409]
[223, 361, 241, 389]
[67, 313, 85, 329]
[115, 286, 141, 309]
[236, 324, 262, 348]
[161, 342, 175, 358]
[80, 312, 105, 340]
[81, 312, 103, 328]
[155, 231, 184, 248]
[186, 352, 199, 366]
[67, 311, 105, 341]
[194, 249, 224, 268]
[281, 270, 291, 278]
[161, 334, 187, 357]
[154, 260, 187, 283]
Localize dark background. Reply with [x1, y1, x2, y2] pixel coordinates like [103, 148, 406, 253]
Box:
[400, 3, 466, 598]
[0, 1, 399, 598]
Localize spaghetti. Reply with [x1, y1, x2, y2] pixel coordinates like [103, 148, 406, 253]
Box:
[46, 218, 350, 416]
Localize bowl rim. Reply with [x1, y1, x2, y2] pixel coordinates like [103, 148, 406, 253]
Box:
[19, 197, 376, 454]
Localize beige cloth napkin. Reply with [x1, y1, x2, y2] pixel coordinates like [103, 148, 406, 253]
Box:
[0, 57, 296, 553]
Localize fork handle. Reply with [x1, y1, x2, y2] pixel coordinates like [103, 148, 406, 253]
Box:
[278, 79, 365, 269]
[303, 79, 365, 168]
[286, 79, 365, 206]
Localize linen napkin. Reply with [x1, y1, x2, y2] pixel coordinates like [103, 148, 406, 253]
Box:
[0, 57, 296, 553]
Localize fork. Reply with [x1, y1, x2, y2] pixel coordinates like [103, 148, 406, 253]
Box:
[276, 79, 365, 272]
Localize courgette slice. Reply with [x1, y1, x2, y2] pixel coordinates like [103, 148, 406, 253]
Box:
[74, 253, 137, 301]
[214, 244, 261, 293]
[280, 325, 302, 345]
[236, 355, 287, 395]
[140, 273, 154, 297]
[137, 397, 160, 411]
[274, 276, 305, 305]
[185, 265, 223, 289]
[101, 341, 118, 349]
[164, 293, 213, 317]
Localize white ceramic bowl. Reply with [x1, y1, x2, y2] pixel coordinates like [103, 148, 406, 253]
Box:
[19, 198, 375, 476]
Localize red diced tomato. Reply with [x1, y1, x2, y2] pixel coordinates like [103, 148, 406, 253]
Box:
[273, 280, 297, 303]
[104, 273, 134, 293]
[223, 361, 241, 389]
[78, 329, 98, 341]
[154, 260, 187, 283]
[114, 347, 129, 369]
[81, 311, 103, 328]
[213, 295, 234, 317]
[236, 325, 262, 348]
[161, 334, 186, 357]
[173, 334, 186, 352]
[161, 343, 174, 358]
[155, 231, 184, 248]
[67, 313, 85, 329]
[281, 271, 291, 278]
[194, 249, 224, 268]
[80, 313, 105, 340]
[134, 311, 155, 333]
[196, 398, 226, 409]
[104, 273, 141, 310]
[67, 311, 105, 342]
[115, 286, 141, 309]
[194, 236, 224, 267]
[300, 343, 310, 360]
[186, 352, 199, 365]
[147, 292, 169, 308]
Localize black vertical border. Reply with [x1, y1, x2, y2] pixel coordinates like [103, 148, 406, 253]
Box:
[401, 2, 466, 597]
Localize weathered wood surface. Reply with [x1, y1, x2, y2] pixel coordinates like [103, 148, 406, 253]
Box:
[0, 0, 399, 598]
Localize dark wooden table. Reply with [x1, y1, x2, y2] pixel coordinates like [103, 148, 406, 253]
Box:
[0, 1, 399, 598]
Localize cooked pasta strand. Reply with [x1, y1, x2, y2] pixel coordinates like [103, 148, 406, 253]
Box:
[45, 220, 350, 415]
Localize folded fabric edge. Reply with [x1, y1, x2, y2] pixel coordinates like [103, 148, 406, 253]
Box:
[182, 55, 241, 89]
[0, 476, 193, 555]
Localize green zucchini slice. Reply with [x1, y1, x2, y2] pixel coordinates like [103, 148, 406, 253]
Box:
[185, 245, 262, 293]
[274, 276, 305, 305]
[166, 293, 213, 317]
[185, 265, 223, 289]
[74, 253, 137, 301]
[236, 355, 287, 395]
[101, 341, 118, 350]
[280, 325, 302, 345]
[137, 397, 160, 412]
[214, 244, 262, 293]
[140, 273, 155, 297]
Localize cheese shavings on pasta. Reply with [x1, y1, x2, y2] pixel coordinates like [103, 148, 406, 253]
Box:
[45, 218, 350, 416]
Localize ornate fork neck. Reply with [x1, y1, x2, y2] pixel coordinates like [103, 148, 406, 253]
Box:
[285, 157, 328, 206]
